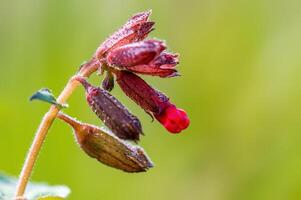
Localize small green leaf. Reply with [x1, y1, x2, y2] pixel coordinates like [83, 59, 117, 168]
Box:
[0, 172, 70, 200]
[30, 88, 68, 108]
[30, 88, 57, 104]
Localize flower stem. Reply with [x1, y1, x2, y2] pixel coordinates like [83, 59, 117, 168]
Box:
[14, 58, 100, 198]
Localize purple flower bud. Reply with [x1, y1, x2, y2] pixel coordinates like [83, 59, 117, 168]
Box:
[76, 76, 143, 142]
[57, 112, 153, 172]
[106, 39, 166, 68]
[95, 10, 154, 59]
[106, 40, 179, 77]
[125, 52, 179, 77]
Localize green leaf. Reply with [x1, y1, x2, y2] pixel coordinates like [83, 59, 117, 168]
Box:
[29, 88, 68, 108]
[0, 173, 70, 200]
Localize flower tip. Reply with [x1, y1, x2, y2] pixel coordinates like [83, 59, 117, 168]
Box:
[131, 10, 152, 22]
[140, 9, 152, 18]
[163, 71, 180, 78]
[140, 21, 155, 32]
[144, 9, 152, 18]
[155, 106, 190, 133]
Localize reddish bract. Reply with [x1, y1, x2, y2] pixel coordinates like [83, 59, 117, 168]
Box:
[95, 10, 154, 59]
[125, 51, 179, 77]
[106, 40, 179, 78]
[116, 71, 169, 115]
[106, 40, 166, 68]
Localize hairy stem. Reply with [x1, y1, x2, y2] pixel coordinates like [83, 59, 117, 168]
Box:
[15, 58, 100, 198]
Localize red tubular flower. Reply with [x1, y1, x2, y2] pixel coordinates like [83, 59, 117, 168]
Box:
[95, 10, 154, 59]
[106, 40, 179, 78]
[116, 71, 189, 133]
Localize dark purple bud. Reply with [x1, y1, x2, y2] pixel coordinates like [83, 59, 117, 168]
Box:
[106, 39, 166, 68]
[76, 76, 143, 142]
[95, 10, 154, 59]
[57, 112, 153, 172]
[102, 71, 114, 91]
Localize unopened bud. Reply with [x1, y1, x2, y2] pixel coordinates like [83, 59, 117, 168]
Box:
[57, 113, 153, 172]
[106, 39, 166, 68]
[106, 40, 179, 78]
[76, 76, 143, 142]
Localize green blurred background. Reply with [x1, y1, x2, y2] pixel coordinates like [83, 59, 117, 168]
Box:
[1, 0, 301, 199]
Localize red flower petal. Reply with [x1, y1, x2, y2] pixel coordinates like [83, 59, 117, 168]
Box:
[154, 105, 190, 133]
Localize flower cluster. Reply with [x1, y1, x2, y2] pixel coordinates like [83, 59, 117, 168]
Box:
[82, 11, 189, 140]
[27, 10, 190, 176]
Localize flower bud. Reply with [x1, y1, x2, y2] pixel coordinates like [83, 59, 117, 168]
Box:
[116, 71, 189, 133]
[106, 40, 180, 78]
[126, 52, 179, 77]
[95, 10, 154, 58]
[106, 40, 166, 68]
[57, 113, 153, 172]
[102, 71, 114, 91]
[76, 76, 143, 142]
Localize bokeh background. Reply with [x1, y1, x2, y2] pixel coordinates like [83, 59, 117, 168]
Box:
[1, 0, 301, 199]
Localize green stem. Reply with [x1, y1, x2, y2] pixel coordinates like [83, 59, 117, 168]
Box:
[14, 58, 100, 198]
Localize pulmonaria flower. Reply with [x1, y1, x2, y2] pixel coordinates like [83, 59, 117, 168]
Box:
[95, 10, 189, 135]
[106, 40, 179, 78]
[116, 71, 189, 133]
